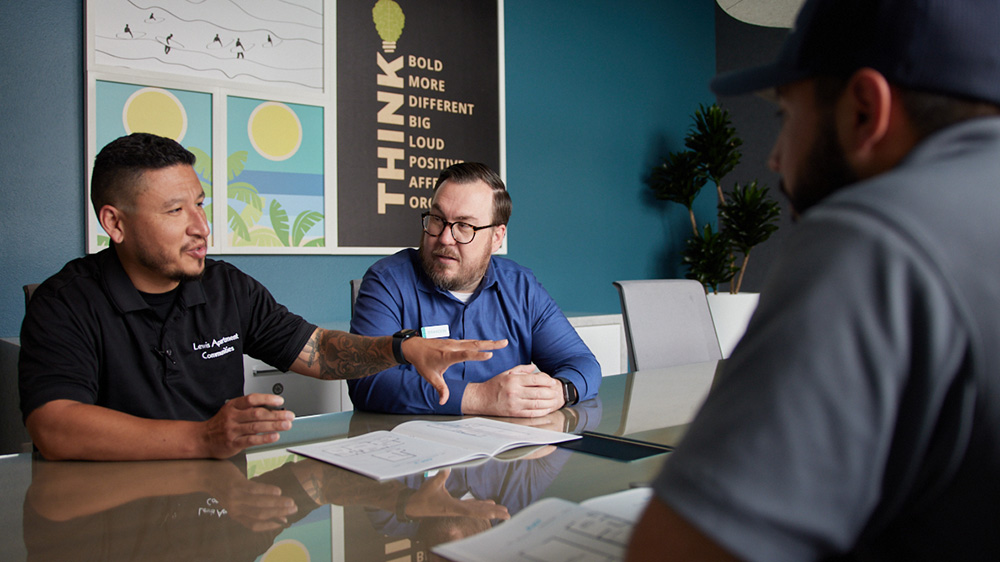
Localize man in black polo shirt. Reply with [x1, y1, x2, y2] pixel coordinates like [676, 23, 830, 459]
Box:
[19, 133, 506, 461]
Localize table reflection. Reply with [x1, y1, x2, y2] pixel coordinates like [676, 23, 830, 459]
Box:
[342, 398, 602, 559]
[22, 399, 602, 562]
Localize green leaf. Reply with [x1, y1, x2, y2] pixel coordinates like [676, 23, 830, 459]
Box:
[200, 179, 213, 201]
[648, 150, 708, 209]
[269, 199, 290, 246]
[227, 151, 248, 181]
[245, 228, 284, 247]
[291, 210, 324, 246]
[720, 180, 781, 253]
[683, 224, 738, 293]
[189, 147, 213, 179]
[685, 103, 742, 186]
[302, 237, 325, 247]
[229, 182, 263, 211]
[240, 198, 263, 226]
[228, 206, 251, 242]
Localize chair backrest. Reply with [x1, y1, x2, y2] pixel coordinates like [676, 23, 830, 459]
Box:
[350, 279, 362, 319]
[23, 283, 40, 310]
[613, 279, 722, 371]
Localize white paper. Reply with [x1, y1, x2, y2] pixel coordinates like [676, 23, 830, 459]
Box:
[579, 487, 653, 522]
[432, 488, 653, 562]
[289, 417, 580, 481]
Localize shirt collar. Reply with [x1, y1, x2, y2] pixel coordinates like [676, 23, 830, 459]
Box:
[410, 248, 499, 301]
[98, 246, 207, 313]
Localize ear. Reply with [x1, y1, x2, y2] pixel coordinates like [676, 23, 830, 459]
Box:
[490, 224, 506, 253]
[98, 205, 127, 245]
[837, 68, 897, 173]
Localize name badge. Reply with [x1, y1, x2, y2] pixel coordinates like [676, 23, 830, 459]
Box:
[420, 324, 450, 339]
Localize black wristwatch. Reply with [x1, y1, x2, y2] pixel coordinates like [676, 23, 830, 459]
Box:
[392, 329, 420, 365]
[556, 377, 579, 406]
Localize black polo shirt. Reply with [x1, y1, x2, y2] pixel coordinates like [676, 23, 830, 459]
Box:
[19, 248, 316, 422]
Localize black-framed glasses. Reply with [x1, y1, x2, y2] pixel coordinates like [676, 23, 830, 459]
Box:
[421, 213, 496, 244]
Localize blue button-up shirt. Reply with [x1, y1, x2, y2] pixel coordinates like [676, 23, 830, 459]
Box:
[348, 249, 601, 414]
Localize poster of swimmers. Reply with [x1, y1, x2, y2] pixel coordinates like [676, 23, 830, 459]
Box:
[85, 0, 502, 254]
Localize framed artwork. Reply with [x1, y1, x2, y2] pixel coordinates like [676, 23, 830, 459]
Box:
[85, 0, 504, 254]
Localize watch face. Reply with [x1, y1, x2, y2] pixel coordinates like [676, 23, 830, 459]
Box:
[561, 380, 578, 405]
[560, 379, 576, 405]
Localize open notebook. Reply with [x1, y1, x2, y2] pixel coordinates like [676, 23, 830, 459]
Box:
[289, 416, 580, 480]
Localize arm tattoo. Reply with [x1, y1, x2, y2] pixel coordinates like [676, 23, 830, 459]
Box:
[305, 329, 395, 380]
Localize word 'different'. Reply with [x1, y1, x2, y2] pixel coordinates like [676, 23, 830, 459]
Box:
[374, 50, 471, 215]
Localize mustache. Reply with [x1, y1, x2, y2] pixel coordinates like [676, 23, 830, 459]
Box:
[181, 237, 207, 253]
[432, 248, 460, 260]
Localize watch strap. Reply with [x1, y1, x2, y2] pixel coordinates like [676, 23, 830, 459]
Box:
[392, 329, 419, 365]
[556, 377, 579, 406]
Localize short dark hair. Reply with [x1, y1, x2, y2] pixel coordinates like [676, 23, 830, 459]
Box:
[90, 133, 196, 213]
[435, 162, 511, 226]
[897, 90, 1000, 140]
[813, 74, 1000, 141]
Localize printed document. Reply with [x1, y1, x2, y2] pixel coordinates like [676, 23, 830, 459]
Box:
[289, 417, 581, 480]
[432, 487, 653, 562]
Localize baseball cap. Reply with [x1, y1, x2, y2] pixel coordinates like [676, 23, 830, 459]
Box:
[711, 0, 1000, 106]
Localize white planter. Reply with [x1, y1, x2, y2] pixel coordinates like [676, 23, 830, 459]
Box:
[706, 292, 759, 358]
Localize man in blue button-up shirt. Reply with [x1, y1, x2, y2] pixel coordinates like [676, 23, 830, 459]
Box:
[349, 163, 601, 416]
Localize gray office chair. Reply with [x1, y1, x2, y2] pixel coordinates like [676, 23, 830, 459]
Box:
[23, 283, 40, 310]
[350, 278, 362, 319]
[15, 284, 40, 453]
[613, 279, 722, 371]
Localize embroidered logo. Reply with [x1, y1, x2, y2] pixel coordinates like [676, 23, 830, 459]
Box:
[191, 332, 240, 360]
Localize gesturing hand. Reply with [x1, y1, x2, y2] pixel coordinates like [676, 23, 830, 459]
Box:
[405, 469, 511, 521]
[204, 460, 298, 532]
[201, 394, 295, 459]
[402, 337, 508, 405]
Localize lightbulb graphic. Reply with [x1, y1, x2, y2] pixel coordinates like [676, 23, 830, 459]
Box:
[372, 0, 405, 53]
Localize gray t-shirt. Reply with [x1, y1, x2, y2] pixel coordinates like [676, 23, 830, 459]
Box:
[654, 118, 1000, 561]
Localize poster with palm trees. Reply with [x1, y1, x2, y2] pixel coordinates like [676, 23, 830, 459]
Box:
[226, 97, 325, 249]
[93, 81, 215, 248]
[91, 83, 325, 251]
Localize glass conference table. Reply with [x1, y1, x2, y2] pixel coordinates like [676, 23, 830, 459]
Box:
[1, 361, 720, 562]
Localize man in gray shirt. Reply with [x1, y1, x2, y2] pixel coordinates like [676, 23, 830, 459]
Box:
[628, 0, 1000, 560]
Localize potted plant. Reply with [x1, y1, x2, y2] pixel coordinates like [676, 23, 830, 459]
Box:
[648, 103, 781, 353]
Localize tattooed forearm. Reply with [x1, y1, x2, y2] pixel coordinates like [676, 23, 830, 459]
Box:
[306, 329, 396, 380]
[298, 332, 320, 368]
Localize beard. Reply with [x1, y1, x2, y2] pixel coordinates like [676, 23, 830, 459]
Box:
[135, 240, 206, 284]
[781, 114, 859, 219]
[419, 239, 492, 292]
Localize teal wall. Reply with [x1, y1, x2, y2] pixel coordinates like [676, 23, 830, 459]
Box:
[0, 0, 716, 336]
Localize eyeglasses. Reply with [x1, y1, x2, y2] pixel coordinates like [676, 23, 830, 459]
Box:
[421, 213, 497, 244]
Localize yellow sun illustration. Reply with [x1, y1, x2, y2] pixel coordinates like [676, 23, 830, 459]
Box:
[122, 88, 187, 142]
[260, 539, 310, 562]
[248, 102, 302, 161]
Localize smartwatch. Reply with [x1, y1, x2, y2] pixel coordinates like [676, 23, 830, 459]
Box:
[392, 329, 419, 365]
[556, 377, 579, 406]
